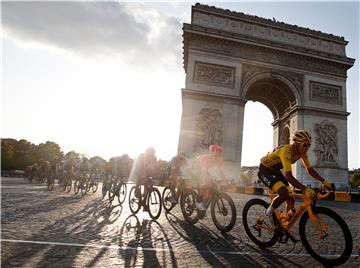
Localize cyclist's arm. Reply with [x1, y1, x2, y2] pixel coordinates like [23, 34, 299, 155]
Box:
[280, 148, 305, 191]
[284, 171, 306, 191]
[302, 156, 326, 183]
[307, 167, 325, 182]
[216, 161, 228, 182]
[170, 167, 178, 181]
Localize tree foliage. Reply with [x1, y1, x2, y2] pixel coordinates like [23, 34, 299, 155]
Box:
[1, 138, 64, 170]
[349, 173, 360, 187]
[1, 138, 138, 177]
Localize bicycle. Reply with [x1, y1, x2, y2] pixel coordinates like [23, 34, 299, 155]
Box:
[162, 177, 187, 212]
[47, 174, 55, 190]
[242, 186, 353, 266]
[108, 176, 127, 204]
[87, 173, 99, 193]
[180, 180, 236, 233]
[62, 172, 72, 193]
[128, 177, 162, 220]
[101, 174, 112, 200]
[74, 173, 89, 196]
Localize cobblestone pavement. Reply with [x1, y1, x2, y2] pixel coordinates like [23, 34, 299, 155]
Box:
[1, 177, 359, 267]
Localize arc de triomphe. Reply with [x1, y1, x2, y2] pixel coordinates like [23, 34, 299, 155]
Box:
[178, 4, 355, 188]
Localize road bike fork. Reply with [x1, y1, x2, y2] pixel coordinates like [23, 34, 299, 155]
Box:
[308, 209, 327, 239]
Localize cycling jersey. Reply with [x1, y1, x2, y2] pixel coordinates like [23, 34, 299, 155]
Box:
[191, 153, 224, 185]
[167, 156, 187, 177]
[260, 144, 311, 173]
[130, 153, 157, 183]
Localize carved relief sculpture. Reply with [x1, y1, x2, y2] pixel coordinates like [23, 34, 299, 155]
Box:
[196, 108, 223, 149]
[314, 120, 338, 164]
[194, 62, 235, 89]
[310, 81, 341, 105]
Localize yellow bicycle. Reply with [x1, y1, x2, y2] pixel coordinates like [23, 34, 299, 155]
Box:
[242, 187, 353, 266]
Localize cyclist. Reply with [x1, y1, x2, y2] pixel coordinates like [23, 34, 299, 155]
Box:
[258, 130, 334, 227]
[191, 144, 229, 211]
[130, 147, 159, 211]
[50, 155, 61, 179]
[167, 150, 190, 205]
[90, 158, 104, 186]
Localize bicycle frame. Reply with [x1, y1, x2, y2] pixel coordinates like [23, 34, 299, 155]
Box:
[269, 189, 331, 239]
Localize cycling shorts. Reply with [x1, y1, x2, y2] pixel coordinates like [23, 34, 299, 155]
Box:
[257, 164, 289, 193]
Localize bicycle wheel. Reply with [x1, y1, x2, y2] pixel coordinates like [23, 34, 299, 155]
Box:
[62, 178, 68, 191]
[242, 198, 278, 248]
[180, 189, 199, 224]
[66, 179, 72, 192]
[47, 177, 54, 190]
[117, 182, 127, 204]
[108, 182, 116, 202]
[147, 187, 162, 220]
[92, 181, 98, 193]
[162, 187, 174, 212]
[211, 192, 236, 233]
[74, 179, 80, 195]
[299, 206, 353, 266]
[129, 186, 141, 214]
[81, 180, 88, 196]
[101, 180, 108, 199]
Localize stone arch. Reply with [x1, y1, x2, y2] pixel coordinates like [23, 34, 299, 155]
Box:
[241, 71, 302, 120]
[179, 3, 354, 189]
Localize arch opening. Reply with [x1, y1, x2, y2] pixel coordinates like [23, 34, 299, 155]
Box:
[244, 77, 298, 121]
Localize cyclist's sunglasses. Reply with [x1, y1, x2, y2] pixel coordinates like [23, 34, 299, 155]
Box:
[302, 142, 311, 148]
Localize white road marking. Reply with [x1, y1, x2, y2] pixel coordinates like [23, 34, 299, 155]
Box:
[1, 185, 47, 189]
[1, 239, 358, 258]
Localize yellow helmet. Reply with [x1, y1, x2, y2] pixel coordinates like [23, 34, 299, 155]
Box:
[293, 130, 312, 143]
[177, 150, 186, 160]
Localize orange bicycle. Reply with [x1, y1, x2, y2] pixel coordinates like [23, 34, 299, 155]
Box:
[242, 186, 353, 266]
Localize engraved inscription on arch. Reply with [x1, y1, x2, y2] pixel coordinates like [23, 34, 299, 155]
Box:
[193, 62, 235, 89]
[192, 11, 346, 57]
[310, 81, 342, 105]
[196, 108, 223, 150]
[314, 120, 338, 165]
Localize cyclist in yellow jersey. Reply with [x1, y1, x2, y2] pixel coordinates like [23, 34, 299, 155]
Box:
[258, 130, 334, 228]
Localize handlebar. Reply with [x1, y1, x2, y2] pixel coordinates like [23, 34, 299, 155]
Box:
[314, 188, 332, 200]
[288, 186, 334, 200]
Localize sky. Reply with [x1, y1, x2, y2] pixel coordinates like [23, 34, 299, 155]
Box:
[1, 1, 359, 169]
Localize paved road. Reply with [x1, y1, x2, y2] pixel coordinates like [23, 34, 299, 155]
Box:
[1, 177, 359, 267]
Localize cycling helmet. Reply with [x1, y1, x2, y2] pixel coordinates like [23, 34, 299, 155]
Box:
[209, 144, 223, 154]
[177, 150, 186, 160]
[293, 130, 312, 143]
[145, 147, 156, 155]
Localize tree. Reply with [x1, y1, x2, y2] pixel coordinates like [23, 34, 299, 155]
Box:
[36, 141, 64, 162]
[12, 139, 32, 170]
[1, 139, 15, 170]
[108, 154, 133, 176]
[349, 173, 360, 188]
[65, 151, 81, 164]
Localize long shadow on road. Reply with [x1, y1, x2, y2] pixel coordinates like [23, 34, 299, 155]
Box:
[165, 212, 304, 268]
[1, 197, 122, 267]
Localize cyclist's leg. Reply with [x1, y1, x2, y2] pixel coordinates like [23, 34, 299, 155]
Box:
[142, 178, 150, 211]
[170, 175, 178, 202]
[258, 164, 288, 217]
[135, 176, 142, 198]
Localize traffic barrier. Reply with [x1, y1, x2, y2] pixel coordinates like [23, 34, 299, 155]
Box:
[245, 187, 264, 195]
[350, 194, 360, 202]
[334, 192, 351, 202]
[227, 186, 238, 193]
